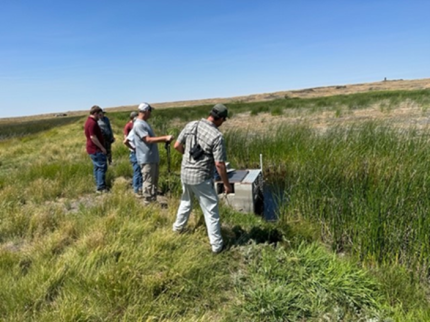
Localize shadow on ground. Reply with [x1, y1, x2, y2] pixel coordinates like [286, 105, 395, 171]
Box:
[224, 225, 284, 248]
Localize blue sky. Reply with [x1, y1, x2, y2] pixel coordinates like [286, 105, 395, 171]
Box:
[1, 0, 429, 118]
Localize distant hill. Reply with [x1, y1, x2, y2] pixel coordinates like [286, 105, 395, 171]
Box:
[2, 78, 429, 123]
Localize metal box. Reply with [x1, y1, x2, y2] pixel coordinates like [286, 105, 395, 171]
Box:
[215, 169, 264, 214]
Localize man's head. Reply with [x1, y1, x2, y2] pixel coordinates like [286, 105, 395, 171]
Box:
[90, 105, 103, 119]
[210, 104, 228, 120]
[138, 102, 154, 120]
[209, 104, 228, 127]
[130, 111, 138, 120]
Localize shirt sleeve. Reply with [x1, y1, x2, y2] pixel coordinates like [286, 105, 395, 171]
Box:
[126, 129, 135, 148]
[88, 121, 98, 136]
[177, 127, 187, 145]
[134, 123, 149, 140]
[126, 129, 134, 141]
[178, 121, 196, 145]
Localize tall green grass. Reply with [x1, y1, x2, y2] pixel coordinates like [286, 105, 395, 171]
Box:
[230, 242, 383, 321]
[2, 89, 430, 320]
[0, 191, 236, 321]
[226, 122, 430, 272]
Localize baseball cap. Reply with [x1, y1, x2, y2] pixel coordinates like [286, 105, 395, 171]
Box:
[138, 102, 154, 113]
[130, 111, 138, 119]
[90, 105, 102, 115]
[211, 104, 228, 119]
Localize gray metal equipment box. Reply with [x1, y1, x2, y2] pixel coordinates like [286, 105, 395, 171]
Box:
[215, 169, 264, 214]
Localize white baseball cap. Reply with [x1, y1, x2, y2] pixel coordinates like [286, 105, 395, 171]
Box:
[138, 102, 154, 112]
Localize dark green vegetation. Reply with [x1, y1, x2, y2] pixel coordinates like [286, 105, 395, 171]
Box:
[0, 115, 82, 140]
[1, 89, 430, 321]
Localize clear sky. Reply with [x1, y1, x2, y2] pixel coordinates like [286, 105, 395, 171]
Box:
[1, 0, 429, 118]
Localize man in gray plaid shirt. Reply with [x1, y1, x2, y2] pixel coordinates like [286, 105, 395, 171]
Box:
[172, 104, 232, 253]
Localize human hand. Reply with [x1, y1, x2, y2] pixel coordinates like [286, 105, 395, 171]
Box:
[224, 183, 233, 194]
[166, 135, 174, 142]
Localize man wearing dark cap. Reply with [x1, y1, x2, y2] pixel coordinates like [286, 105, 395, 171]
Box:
[133, 102, 174, 204]
[123, 111, 138, 138]
[84, 105, 108, 193]
[172, 103, 232, 253]
[98, 109, 115, 165]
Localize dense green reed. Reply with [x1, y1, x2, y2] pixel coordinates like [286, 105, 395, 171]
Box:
[226, 121, 430, 272]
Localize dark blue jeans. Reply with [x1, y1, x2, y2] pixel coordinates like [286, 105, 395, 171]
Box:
[89, 152, 108, 191]
[129, 151, 143, 193]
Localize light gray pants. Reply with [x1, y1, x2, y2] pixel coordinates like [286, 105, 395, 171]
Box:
[173, 179, 223, 252]
[141, 163, 159, 202]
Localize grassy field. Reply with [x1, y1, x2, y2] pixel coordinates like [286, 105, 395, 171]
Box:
[1, 89, 430, 321]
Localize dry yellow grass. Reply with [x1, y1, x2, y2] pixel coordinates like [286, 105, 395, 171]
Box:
[2, 78, 429, 124]
[221, 98, 430, 134]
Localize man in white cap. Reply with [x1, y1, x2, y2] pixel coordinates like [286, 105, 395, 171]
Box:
[133, 102, 174, 204]
[172, 103, 232, 253]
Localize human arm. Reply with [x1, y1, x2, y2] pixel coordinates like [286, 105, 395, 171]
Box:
[173, 125, 189, 154]
[174, 140, 184, 154]
[134, 121, 173, 145]
[90, 135, 107, 154]
[213, 136, 231, 193]
[123, 138, 135, 151]
[123, 129, 136, 150]
[142, 135, 174, 144]
[215, 161, 232, 194]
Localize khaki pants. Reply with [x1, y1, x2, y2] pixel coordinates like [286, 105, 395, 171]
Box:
[141, 163, 159, 202]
